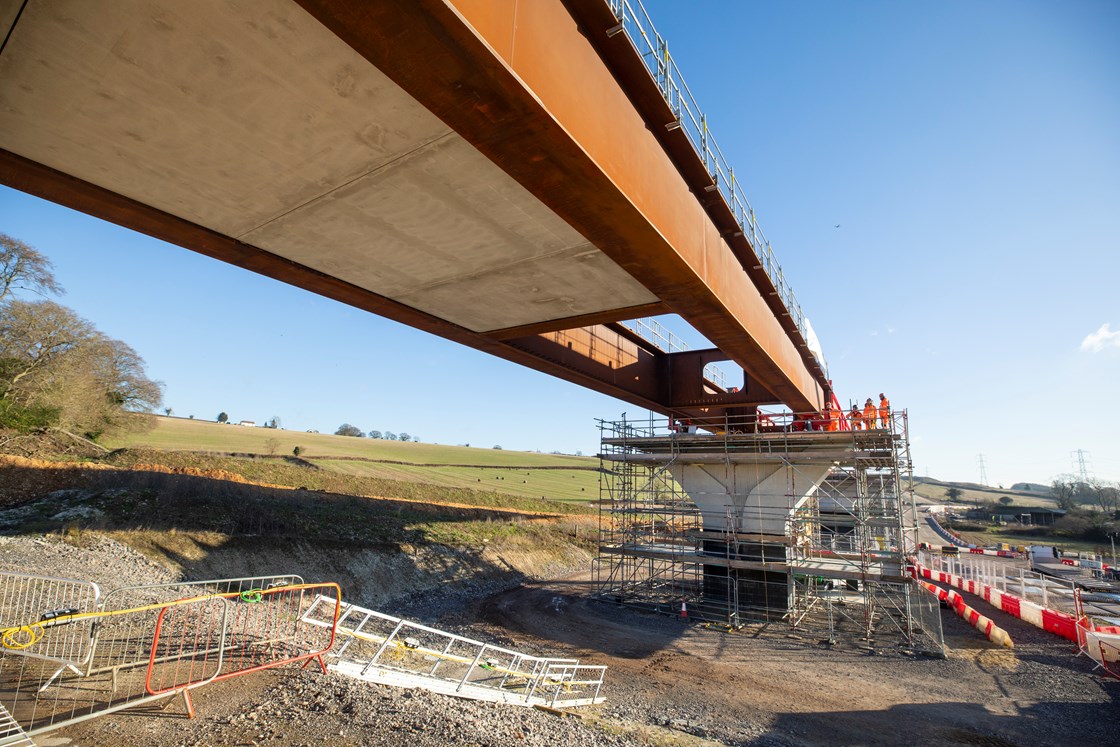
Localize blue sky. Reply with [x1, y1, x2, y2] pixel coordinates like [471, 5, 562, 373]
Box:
[2, 0, 1117, 485]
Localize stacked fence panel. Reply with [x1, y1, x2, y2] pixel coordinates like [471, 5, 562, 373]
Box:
[0, 573, 339, 737]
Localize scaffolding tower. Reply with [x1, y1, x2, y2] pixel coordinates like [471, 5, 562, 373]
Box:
[592, 410, 943, 654]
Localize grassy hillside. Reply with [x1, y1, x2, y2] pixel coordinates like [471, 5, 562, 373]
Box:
[0, 453, 599, 602]
[912, 479, 1059, 509]
[102, 416, 602, 503]
[106, 416, 592, 466]
[5, 421, 604, 599]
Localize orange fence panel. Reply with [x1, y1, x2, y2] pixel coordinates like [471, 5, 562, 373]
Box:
[145, 583, 341, 714]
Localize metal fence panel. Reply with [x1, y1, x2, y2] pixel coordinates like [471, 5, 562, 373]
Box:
[144, 596, 229, 697]
[0, 574, 336, 737]
[0, 572, 100, 667]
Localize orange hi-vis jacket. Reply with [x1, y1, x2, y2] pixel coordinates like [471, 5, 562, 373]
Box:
[863, 402, 877, 426]
[878, 397, 890, 425]
[823, 403, 839, 431]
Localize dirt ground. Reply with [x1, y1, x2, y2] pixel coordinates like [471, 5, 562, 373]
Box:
[38, 569, 1119, 747]
[478, 575, 1120, 746]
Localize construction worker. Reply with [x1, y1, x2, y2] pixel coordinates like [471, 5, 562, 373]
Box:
[849, 405, 863, 430]
[825, 400, 840, 431]
[863, 398, 877, 429]
[878, 393, 891, 429]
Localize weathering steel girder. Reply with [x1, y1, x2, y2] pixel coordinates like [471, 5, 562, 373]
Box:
[0, 0, 825, 414]
[294, 0, 825, 411]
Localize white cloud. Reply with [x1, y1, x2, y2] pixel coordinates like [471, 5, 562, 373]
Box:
[1080, 323, 1120, 353]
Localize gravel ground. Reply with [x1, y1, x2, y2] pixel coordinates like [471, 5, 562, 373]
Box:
[2, 534, 1117, 747]
[0, 532, 176, 591]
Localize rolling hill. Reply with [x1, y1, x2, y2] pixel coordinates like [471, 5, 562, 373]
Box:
[102, 416, 602, 504]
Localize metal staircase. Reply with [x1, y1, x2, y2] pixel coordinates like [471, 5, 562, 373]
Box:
[301, 596, 606, 708]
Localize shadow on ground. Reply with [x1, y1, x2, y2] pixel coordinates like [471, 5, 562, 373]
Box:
[753, 696, 1119, 747]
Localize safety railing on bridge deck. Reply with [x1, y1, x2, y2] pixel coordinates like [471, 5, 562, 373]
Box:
[301, 595, 606, 709]
[606, 0, 823, 377]
[0, 572, 340, 737]
[598, 409, 908, 441]
[618, 317, 728, 390]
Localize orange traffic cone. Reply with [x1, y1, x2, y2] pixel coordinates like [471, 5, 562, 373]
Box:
[680, 601, 688, 619]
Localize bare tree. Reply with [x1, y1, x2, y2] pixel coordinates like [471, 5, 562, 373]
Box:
[1, 300, 162, 437]
[80, 336, 162, 413]
[1050, 477, 1078, 510]
[0, 234, 63, 303]
[1087, 478, 1120, 514]
[37, 334, 161, 438]
[0, 300, 94, 400]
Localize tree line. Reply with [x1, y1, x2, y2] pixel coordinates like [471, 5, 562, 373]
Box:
[0, 234, 162, 445]
[335, 423, 416, 442]
[1050, 476, 1119, 514]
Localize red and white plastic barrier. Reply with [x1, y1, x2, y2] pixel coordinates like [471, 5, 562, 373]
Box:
[1076, 615, 1120, 675]
[965, 547, 1018, 558]
[1074, 591, 1120, 677]
[1059, 557, 1113, 573]
[914, 564, 1120, 643]
[917, 580, 1013, 648]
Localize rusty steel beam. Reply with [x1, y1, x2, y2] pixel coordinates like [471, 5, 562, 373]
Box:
[666, 349, 776, 411]
[505, 325, 667, 405]
[486, 301, 669, 341]
[3, 0, 827, 418]
[295, 0, 824, 411]
[562, 0, 827, 385]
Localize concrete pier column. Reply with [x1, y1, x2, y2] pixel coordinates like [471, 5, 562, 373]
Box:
[668, 458, 832, 615]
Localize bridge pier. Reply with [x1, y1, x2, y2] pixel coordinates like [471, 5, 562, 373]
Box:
[667, 459, 832, 621]
[593, 412, 926, 645]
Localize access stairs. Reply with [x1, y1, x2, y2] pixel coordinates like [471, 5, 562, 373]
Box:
[301, 596, 606, 708]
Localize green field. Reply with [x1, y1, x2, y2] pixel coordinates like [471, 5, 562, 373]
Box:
[106, 416, 594, 465]
[316, 459, 599, 503]
[913, 480, 1059, 509]
[103, 416, 602, 504]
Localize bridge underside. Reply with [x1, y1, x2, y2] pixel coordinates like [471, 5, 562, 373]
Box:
[0, 0, 826, 417]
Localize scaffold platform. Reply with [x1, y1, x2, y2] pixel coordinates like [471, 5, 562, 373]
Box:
[593, 410, 943, 655]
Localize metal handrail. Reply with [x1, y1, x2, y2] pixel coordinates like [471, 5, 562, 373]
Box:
[606, 0, 822, 375]
[619, 317, 729, 389]
[598, 409, 905, 438]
